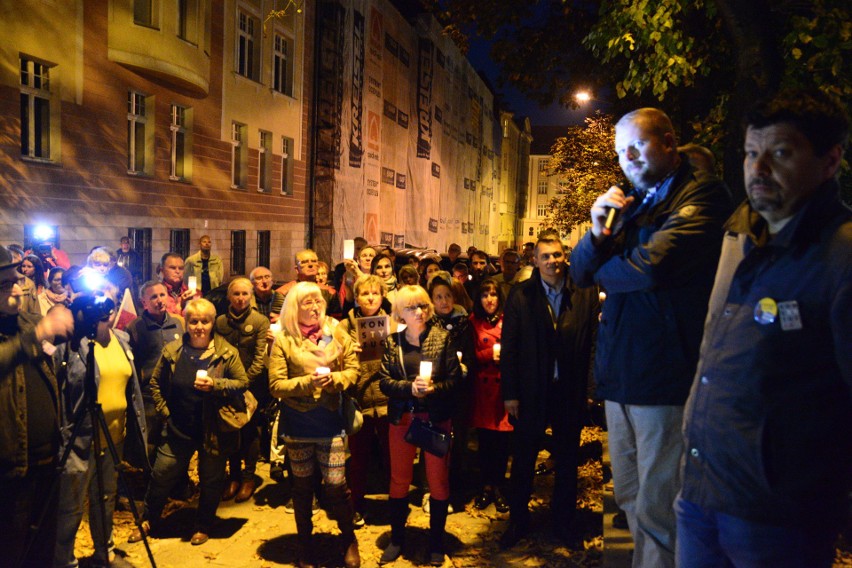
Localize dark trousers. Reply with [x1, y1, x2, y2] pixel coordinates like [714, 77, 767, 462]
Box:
[477, 428, 511, 489]
[508, 382, 582, 528]
[144, 436, 227, 531]
[0, 464, 58, 568]
[346, 414, 390, 513]
[228, 415, 260, 481]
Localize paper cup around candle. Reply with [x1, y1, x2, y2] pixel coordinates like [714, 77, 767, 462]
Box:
[456, 351, 463, 363]
[343, 240, 355, 260]
[316, 366, 330, 375]
[419, 361, 433, 378]
[188, 276, 198, 291]
[196, 369, 207, 379]
[599, 291, 607, 302]
[269, 322, 282, 333]
[493, 343, 501, 359]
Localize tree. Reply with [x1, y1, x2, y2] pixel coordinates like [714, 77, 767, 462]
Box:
[429, 0, 852, 201]
[539, 113, 622, 235]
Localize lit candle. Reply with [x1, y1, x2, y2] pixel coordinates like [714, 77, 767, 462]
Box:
[195, 369, 207, 379]
[188, 276, 198, 291]
[343, 240, 355, 260]
[316, 366, 330, 375]
[493, 343, 501, 360]
[269, 322, 282, 334]
[419, 361, 433, 378]
[456, 351, 463, 363]
[599, 291, 607, 302]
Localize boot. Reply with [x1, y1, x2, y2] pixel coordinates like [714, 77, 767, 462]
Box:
[429, 497, 449, 566]
[380, 497, 410, 564]
[326, 484, 360, 568]
[291, 476, 316, 568]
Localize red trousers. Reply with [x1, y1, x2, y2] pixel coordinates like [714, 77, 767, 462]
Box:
[388, 412, 451, 500]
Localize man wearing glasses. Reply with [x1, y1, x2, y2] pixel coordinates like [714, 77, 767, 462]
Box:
[250, 267, 284, 323]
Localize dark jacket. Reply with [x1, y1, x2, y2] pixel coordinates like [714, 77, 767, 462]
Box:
[0, 311, 58, 479]
[570, 159, 733, 405]
[55, 329, 149, 473]
[150, 335, 248, 456]
[127, 310, 184, 390]
[501, 268, 598, 431]
[215, 307, 269, 385]
[681, 181, 852, 529]
[378, 322, 461, 424]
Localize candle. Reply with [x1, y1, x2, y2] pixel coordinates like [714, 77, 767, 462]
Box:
[269, 322, 282, 333]
[316, 366, 330, 375]
[188, 276, 198, 291]
[493, 343, 501, 360]
[196, 369, 207, 379]
[343, 239, 355, 260]
[419, 361, 433, 378]
[598, 291, 607, 302]
[456, 351, 463, 363]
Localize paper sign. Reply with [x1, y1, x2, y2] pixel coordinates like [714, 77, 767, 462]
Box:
[356, 315, 390, 362]
[343, 239, 355, 260]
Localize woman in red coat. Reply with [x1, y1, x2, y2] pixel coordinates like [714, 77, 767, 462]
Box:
[469, 278, 512, 513]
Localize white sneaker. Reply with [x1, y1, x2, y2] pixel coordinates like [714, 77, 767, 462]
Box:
[421, 493, 453, 515]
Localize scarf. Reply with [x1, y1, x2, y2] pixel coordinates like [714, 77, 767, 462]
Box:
[299, 322, 323, 344]
[44, 287, 68, 306]
[383, 276, 398, 292]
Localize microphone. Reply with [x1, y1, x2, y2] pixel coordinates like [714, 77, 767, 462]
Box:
[602, 177, 630, 237]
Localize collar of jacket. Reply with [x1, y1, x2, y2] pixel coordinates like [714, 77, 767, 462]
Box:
[167, 334, 230, 363]
[726, 179, 847, 250]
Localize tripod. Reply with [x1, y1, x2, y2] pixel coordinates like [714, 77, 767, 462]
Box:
[20, 330, 157, 568]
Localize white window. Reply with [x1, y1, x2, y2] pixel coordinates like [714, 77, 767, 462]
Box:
[128, 91, 153, 175]
[538, 180, 548, 194]
[538, 159, 547, 172]
[273, 33, 293, 96]
[231, 121, 247, 189]
[258, 130, 271, 192]
[170, 104, 191, 181]
[237, 9, 260, 80]
[177, 0, 198, 43]
[537, 204, 547, 217]
[20, 57, 54, 160]
[281, 136, 294, 196]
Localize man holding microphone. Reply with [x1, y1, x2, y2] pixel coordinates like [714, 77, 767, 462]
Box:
[570, 108, 732, 567]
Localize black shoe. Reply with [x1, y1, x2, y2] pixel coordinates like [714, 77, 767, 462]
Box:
[269, 462, 285, 482]
[353, 511, 366, 528]
[494, 494, 510, 514]
[499, 522, 528, 549]
[474, 489, 493, 510]
[612, 510, 629, 530]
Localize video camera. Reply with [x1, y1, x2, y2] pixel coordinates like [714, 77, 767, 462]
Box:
[69, 271, 116, 339]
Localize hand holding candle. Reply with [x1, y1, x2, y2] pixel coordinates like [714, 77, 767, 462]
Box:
[416, 361, 433, 394]
[194, 369, 213, 391]
[188, 276, 198, 292]
[343, 239, 355, 261]
[313, 366, 331, 398]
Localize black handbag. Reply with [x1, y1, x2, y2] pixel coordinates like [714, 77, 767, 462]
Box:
[404, 416, 451, 457]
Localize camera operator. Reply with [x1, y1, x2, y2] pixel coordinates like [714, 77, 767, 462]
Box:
[0, 246, 73, 567]
[53, 270, 148, 567]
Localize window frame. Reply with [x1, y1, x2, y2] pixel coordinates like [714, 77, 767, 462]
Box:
[127, 90, 154, 176]
[258, 129, 272, 193]
[236, 8, 260, 81]
[169, 104, 191, 181]
[272, 31, 294, 96]
[231, 230, 247, 275]
[19, 56, 56, 161]
[231, 121, 247, 189]
[280, 135, 294, 196]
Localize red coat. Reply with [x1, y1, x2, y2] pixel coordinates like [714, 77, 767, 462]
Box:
[469, 314, 512, 432]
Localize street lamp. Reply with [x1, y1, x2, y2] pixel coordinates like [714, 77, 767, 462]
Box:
[574, 90, 592, 104]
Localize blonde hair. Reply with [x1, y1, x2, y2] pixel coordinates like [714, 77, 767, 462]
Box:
[227, 277, 252, 295]
[184, 298, 216, 321]
[354, 273, 387, 296]
[392, 285, 433, 322]
[279, 281, 326, 338]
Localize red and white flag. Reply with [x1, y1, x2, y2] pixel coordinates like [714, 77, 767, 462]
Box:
[113, 287, 137, 331]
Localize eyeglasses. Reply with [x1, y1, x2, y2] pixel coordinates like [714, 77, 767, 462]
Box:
[253, 274, 272, 280]
[298, 259, 318, 266]
[300, 299, 323, 309]
[403, 303, 430, 313]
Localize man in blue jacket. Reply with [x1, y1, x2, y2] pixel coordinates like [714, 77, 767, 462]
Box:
[678, 89, 851, 567]
[570, 108, 732, 567]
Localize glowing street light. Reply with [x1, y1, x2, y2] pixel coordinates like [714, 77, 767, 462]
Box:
[574, 90, 592, 104]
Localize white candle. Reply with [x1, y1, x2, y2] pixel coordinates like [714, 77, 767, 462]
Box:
[419, 361, 433, 378]
[493, 343, 501, 358]
[188, 276, 198, 291]
[456, 351, 463, 363]
[195, 369, 207, 379]
[269, 322, 282, 333]
[343, 240, 355, 260]
[316, 366, 330, 375]
[599, 291, 607, 302]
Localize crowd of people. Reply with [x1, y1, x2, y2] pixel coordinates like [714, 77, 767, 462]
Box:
[0, 87, 849, 568]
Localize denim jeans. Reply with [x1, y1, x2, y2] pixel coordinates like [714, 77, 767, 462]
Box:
[144, 436, 227, 531]
[675, 497, 836, 568]
[606, 402, 684, 568]
[54, 443, 122, 568]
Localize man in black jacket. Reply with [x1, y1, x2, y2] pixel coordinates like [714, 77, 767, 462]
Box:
[500, 232, 599, 548]
[0, 246, 73, 567]
[570, 108, 732, 567]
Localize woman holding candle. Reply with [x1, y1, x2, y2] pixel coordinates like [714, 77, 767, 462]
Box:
[377, 285, 461, 566]
[269, 281, 361, 568]
[469, 278, 512, 512]
[337, 274, 397, 526]
[130, 298, 249, 546]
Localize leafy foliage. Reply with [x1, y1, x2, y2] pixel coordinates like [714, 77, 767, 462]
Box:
[540, 113, 623, 234]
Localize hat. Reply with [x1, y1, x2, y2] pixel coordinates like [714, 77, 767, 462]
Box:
[0, 247, 21, 272]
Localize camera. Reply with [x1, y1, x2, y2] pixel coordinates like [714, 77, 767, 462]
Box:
[69, 271, 116, 339]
